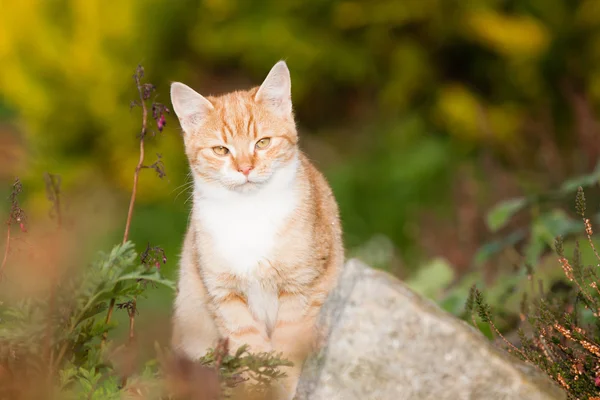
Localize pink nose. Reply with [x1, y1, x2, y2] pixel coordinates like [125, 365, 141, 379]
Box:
[239, 165, 253, 176]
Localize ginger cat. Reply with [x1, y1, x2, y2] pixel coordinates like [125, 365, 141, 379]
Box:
[170, 61, 343, 398]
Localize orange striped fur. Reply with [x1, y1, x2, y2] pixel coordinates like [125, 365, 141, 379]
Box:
[170, 61, 343, 399]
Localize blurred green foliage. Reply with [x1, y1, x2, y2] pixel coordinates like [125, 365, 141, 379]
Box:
[2, 0, 600, 273]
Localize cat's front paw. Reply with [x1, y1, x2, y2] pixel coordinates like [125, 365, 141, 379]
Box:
[273, 381, 296, 400]
[228, 336, 273, 356]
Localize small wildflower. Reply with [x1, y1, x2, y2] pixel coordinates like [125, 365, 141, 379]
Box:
[573, 326, 585, 335]
[44, 172, 62, 226]
[585, 218, 593, 236]
[557, 373, 570, 389]
[572, 361, 584, 375]
[554, 324, 573, 340]
[152, 103, 170, 133]
[558, 257, 574, 281]
[7, 178, 26, 231]
[148, 154, 166, 179]
[157, 114, 166, 131]
[142, 83, 155, 100]
[473, 288, 492, 323]
[116, 301, 138, 316]
[576, 186, 586, 217]
[580, 340, 600, 357]
[140, 242, 167, 270]
[555, 236, 564, 257]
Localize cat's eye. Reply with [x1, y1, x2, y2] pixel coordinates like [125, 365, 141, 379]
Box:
[212, 146, 229, 156]
[256, 137, 271, 149]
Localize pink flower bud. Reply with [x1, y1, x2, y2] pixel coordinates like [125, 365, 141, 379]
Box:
[157, 114, 166, 132]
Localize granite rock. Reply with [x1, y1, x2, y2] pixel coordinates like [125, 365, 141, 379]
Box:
[295, 259, 566, 400]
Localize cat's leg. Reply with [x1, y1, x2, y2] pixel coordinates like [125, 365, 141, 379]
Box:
[209, 291, 273, 354]
[172, 275, 220, 360]
[172, 228, 222, 360]
[271, 293, 322, 399]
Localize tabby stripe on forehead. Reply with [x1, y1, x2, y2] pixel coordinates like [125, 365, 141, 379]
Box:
[222, 119, 235, 139]
[246, 114, 255, 138]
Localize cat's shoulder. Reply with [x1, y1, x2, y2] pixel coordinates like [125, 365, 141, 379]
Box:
[299, 152, 332, 190]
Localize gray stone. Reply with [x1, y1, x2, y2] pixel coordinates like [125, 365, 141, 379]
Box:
[296, 259, 566, 400]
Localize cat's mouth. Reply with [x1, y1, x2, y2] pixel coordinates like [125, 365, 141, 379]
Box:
[230, 180, 261, 193]
[217, 171, 271, 192]
[244, 172, 271, 185]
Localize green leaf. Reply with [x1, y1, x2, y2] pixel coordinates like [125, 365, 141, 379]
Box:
[406, 258, 454, 298]
[474, 229, 526, 265]
[486, 197, 527, 232]
[559, 163, 600, 194]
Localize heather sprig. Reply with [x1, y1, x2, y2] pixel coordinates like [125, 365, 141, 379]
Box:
[469, 187, 600, 399]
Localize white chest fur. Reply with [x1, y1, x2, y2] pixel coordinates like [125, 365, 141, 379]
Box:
[193, 160, 299, 276]
[193, 160, 299, 334]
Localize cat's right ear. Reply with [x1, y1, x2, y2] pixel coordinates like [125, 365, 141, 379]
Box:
[170, 82, 214, 134]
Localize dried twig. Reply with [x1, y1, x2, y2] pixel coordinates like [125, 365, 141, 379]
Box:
[44, 172, 62, 227]
[0, 225, 10, 280]
[1, 178, 26, 280]
[102, 66, 169, 390]
[470, 286, 531, 363]
[103, 66, 151, 347]
[43, 172, 62, 376]
[214, 338, 230, 371]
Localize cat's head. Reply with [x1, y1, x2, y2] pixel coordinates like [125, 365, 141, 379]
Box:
[170, 61, 298, 193]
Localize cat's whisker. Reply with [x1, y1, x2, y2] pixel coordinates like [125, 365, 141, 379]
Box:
[170, 171, 193, 192]
[174, 182, 194, 201]
[172, 180, 193, 193]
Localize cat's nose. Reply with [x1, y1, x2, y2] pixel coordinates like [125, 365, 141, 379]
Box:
[238, 165, 254, 176]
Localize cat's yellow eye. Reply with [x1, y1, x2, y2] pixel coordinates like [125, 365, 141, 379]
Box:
[212, 146, 229, 156]
[256, 137, 271, 149]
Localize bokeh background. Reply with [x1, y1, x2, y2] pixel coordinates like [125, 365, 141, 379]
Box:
[1, 0, 600, 344]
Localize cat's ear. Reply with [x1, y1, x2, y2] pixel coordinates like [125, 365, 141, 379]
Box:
[170, 82, 214, 133]
[255, 61, 292, 118]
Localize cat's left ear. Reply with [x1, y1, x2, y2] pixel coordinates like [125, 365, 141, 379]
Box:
[255, 61, 292, 118]
[170, 82, 214, 134]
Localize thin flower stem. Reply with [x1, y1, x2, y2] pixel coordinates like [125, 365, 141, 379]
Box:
[54, 341, 69, 372]
[100, 298, 116, 347]
[123, 132, 146, 245]
[119, 299, 138, 388]
[489, 318, 531, 363]
[128, 299, 137, 344]
[102, 68, 148, 348]
[45, 268, 57, 378]
[0, 225, 10, 280]
[1, 178, 24, 280]
[584, 217, 600, 264]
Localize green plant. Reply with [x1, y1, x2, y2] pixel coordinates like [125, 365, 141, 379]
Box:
[468, 187, 600, 399]
[0, 241, 173, 398]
